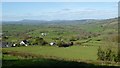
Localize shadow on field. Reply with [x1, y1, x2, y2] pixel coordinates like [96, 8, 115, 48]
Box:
[2, 59, 120, 68]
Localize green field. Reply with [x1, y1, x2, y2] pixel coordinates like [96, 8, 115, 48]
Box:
[2, 18, 119, 67]
[3, 46, 98, 61]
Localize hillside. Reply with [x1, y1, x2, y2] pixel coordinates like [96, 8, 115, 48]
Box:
[2, 17, 119, 67]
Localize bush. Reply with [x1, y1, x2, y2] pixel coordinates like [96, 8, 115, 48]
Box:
[97, 46, 106, 61]
[57, 41, 73, 47]
[113, 54, 119, 62]
[105, 48, 113, 61]
[97, 46, 120, 62]
[31, 37, 48, 45]
[111, 53, 120, 62]
[75, 42, 82, 45]
[3, 36, 9, 40]
[57, 41, 64, 47]
[69, 36, 77, 41]
[52, 37, 60, 40]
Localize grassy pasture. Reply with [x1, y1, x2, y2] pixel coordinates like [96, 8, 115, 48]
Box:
[3, 55, 120, 68]
[2, 55, 120, 68]
[3, 46, 98, 61]
[2, 18, 119, 67]
[3, 46, 120, 68]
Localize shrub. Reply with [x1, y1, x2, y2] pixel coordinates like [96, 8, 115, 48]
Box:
[75, 42, 82, 45]
[69, 36, 77, 41]
[52, 37, 60, 40]
[113, 54, 119, 62]
[57, 41, 73, 47]
[97, 46, 120, 62]
[105, 48, 113, 61]
[2, 36, 9, 40]
[57, 41, 64, 47]
[31, 37, 48, 45]
[97, 46, 106, 61]
[96, 39, 101, 41]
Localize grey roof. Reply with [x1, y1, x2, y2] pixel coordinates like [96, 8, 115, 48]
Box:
[2, 41, 12, 48]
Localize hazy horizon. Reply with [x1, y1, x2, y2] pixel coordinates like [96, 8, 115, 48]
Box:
[2, 2, 118, 21]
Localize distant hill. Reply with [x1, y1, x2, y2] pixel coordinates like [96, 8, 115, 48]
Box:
[2, 17, 118, 26]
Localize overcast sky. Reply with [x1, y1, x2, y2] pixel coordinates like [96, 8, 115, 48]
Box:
[2, 2, 118, 21]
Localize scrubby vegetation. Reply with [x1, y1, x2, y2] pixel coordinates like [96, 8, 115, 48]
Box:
[97, 35, 119, 62]
[31, 37, 48, 45]
[97, 46, 119, 62]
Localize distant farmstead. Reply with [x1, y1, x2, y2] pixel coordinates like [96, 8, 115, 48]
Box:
[20, 40, 28, 46]
[50, 42, 56, 46]
[41, 33, 47, 36]
[2, 41, 12, 48]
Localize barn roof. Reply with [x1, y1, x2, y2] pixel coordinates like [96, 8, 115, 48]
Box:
[2, 41, 12, 48]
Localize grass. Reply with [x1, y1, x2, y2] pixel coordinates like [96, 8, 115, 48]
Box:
[2, 58, 120, 68]
[2, 53, 120, 68]
[3, 46, 98, 61]
[78, 23, 104, 32]
[3, 55, 20, 60]
[2, 18, 119, 67]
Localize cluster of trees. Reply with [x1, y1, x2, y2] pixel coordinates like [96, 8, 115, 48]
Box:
[97, 46, 120, 62]
[57, 41, 73, 47]
[30, 37, 48, 45]
[28, 37, 74, 47]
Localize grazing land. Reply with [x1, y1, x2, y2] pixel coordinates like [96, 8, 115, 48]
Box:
[2, 18, 120, 67]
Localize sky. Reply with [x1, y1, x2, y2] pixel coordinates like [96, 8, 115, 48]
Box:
[2, 0, 120, 2]
[2, 2, 118, 21]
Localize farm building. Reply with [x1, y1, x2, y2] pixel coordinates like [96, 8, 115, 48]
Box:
[49, 42, 56, 46]
[20, 40, 28, 46]
[41, 33, 47, 36]
[2, 41, 12, 48]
